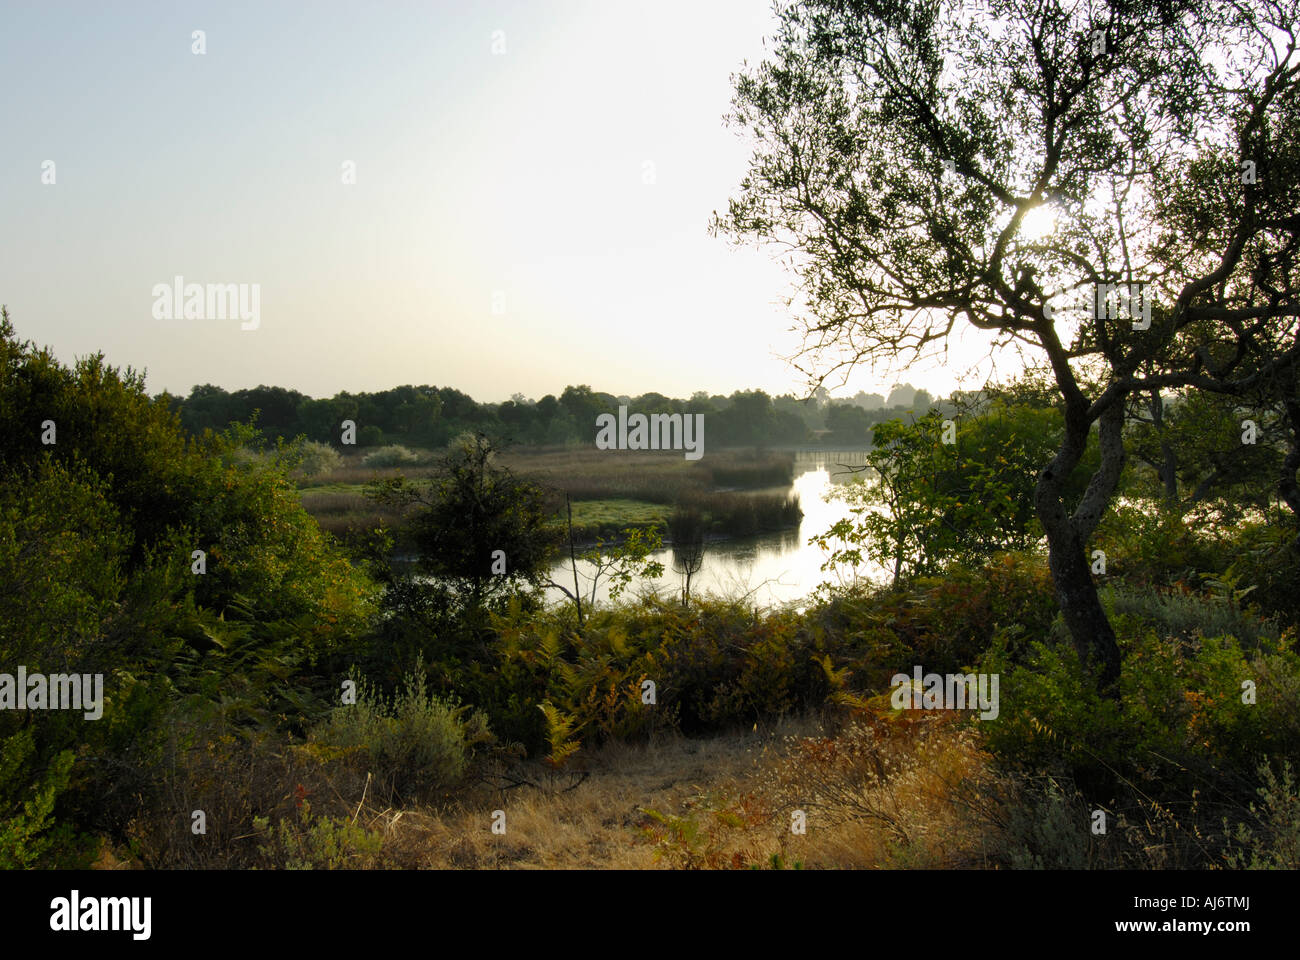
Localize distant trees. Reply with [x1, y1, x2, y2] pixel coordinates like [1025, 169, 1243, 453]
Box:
[559, 385, 616, 431]
[710, 389, 809, 445]
[886, 385, 916, 410]
[824, 403, 873, 445]
[166, 374, 980, 453]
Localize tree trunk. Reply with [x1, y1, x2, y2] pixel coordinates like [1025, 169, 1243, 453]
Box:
[1277, 394, 1300, 552]
[1039, 512, 1122, 691]
[566, 494, 584, 628]
[1034, 402, 1125, 695]
[1148, 390, 1179, 507]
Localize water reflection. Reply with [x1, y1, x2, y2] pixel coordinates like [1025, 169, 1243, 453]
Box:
[543, 450, 890, 609]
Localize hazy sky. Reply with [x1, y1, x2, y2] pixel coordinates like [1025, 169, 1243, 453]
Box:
[2, 0, 1001, 403]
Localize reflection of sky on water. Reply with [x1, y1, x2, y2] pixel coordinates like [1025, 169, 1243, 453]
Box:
[544, 451, 891, 611]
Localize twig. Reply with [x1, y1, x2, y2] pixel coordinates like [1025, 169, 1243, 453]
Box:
[352, 771, 371, 824]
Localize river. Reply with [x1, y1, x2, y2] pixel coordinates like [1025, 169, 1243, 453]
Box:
[543, 450, 890, 610]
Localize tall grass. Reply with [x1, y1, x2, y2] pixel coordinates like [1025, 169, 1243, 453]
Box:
[299, 448, 803, 543]
[499, 448, 795, 504]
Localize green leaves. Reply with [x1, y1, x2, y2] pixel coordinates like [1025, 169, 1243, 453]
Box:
[379, 433, 552, 608]
[537, 700, 582, 769]
[816, 401, 1097, 587]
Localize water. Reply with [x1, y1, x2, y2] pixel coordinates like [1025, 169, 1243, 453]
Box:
[543, 450, 890, 610]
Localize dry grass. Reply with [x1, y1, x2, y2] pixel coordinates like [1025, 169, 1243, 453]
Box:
[103, 708, 1020, 870]
[497, 448, 795, 504]
[373, 720, 818, 869]
[302, 711, 991, 869]
[348, 711, 992, 869]
[768, 711, 992, 868]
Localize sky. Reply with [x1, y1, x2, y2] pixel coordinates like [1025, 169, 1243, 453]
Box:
[1, 0, 1004, 404]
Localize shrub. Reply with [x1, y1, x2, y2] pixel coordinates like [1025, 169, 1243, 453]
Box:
[1224, 761, 1300, 869]
[1092, 502, 1221, 586]
[311, 665, 492, 802]
[977, 614, 1300, 826]
[0, 742, 88, 869]
[253, 802, 385, 870]
[363, 444, 422, 468]
[294, 439, 343, 478]
[1105, 584, 1282, 650]
[957, 772, 1126, 869]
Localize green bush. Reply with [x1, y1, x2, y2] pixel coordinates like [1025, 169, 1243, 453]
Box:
[812, 552, 1057, 683]
[1224, 761, 1300, 869]
[1092, 502, 1221, 586]
[979, 775, 1110, 869]
[253, 802, 385, 870]
[312, 665, 492, 802]
[0, 741, 90, 869]
[978, 618, 1300, 794]
[363, 444, 422, 468]
[294, 439, 343, 478]
[1216, 520, 1300, 623]
[0, 312, 377, 857]
[1105, 584, 1282, 650]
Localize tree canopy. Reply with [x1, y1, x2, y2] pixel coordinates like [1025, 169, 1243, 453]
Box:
[714, 0, 1300, 689]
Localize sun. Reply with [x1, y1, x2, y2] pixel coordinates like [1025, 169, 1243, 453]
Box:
[1019, 203, 1057, 242]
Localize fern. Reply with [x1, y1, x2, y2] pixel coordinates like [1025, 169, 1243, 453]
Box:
[537, 700, 582, 768]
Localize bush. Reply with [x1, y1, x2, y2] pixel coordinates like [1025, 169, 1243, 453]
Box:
[362, 444, 422, 468]
[1105, 584, 1282, 650]
[0, 742, 88, 869]
[1224, 761, 1300, 869]
[977, 615, 1300, 832]
[956, 771, 1136, 868]
[311, 665, 492, 802]
[1092, 502, 1221, 586]
[253, 802, 385, 870]
[294, 440, 343, 478]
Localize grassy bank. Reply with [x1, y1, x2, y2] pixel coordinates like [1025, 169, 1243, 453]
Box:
[298, 447, 803, 543]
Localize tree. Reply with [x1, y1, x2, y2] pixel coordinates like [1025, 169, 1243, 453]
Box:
[886, 385, 917, 410]
[548, 524, 665, 626]
[368, 433, 552, 609]
[815, 404, 1088, 585]
[825, 402, 874, 444]
[0, 308, 377, 857]
[713, 0, 1300, 691]
[1126, 388, 1283, 513]
[716, 389, 778, 445]
[853, 390, 886, 411]
[667, 507, 708, 606]
[559, 385, 614, 435]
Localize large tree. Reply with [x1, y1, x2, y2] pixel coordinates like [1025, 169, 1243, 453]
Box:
[714, 0, 1300, 691]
